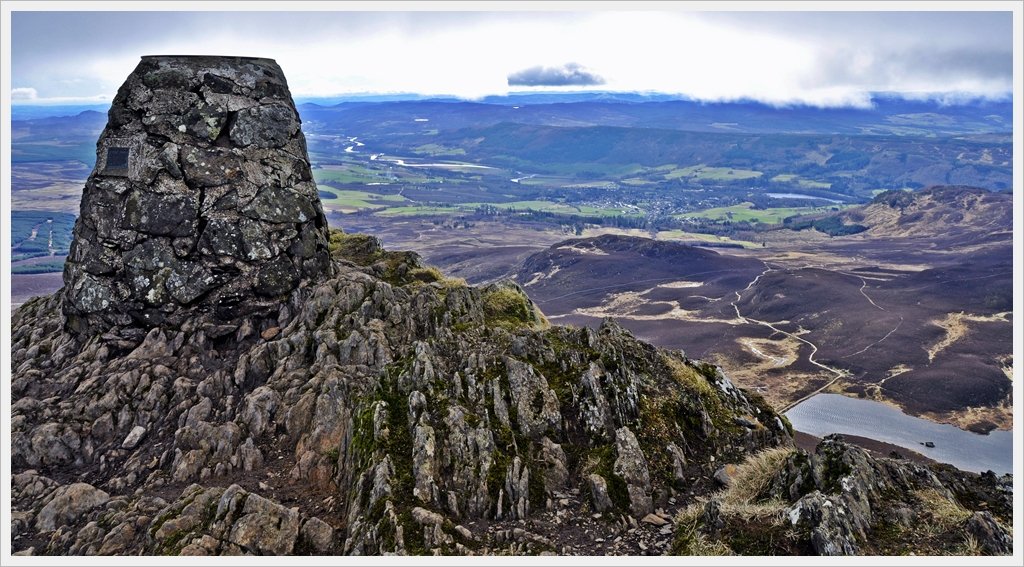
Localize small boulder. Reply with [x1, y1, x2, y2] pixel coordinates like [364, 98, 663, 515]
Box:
[121, 425, 147, 450]
[641, 513, 669, 527]
[587, 474, 613, 512]
[713, 464, 738, 488]
[299, 517, 335, 553]
[261, 327, 281, 340]
[36, 483, 110, 532]
[411, 507, 445, 526]
[454, 525, 474, 540]
[227, 492, 301, 555]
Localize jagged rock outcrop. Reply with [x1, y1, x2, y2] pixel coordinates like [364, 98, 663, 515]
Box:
[11, 226, 795, 555]
[62, 55, 329, 334]
[671, 436, 1012, 557]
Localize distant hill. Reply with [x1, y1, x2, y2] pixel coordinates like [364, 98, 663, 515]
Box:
[10, 104, 110, 121]
[11, 110, 106, 165]
[515, 234, 763, 315]
[299, 95, 1011, 136]
[844, 186, 1013, 241]
[422, 123, 1011, 196]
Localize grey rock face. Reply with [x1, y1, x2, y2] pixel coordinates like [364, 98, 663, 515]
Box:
[678, 435, 1013, 556]
[965, 511, 1012, 555]
[613, 427, 653, 517]
[62, 55, 330, 333]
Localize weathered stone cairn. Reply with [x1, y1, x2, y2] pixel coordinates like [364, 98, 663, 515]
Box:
[62, 55, 330, 333]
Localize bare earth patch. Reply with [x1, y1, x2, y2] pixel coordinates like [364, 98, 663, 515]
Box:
[926, 311, 1010, 363]
[923, 402, 1014, 433]
[736, 337, 800, 371]
[574, 290, 746, 325]
[657, 280, 703, 289]
[556, 244, 609, 256]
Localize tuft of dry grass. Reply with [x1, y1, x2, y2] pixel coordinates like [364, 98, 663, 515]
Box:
[914, 489, 972, 534]
[673, 502, 735, 555]
[408, 266, 467, 289]
[686, 532, 735, 556]
[673, 496, 787, 555]
[721, 446, 796, 506]
[960, 533, 982, 556]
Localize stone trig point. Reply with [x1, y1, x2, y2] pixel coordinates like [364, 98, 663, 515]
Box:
[62, 56, 330, 333]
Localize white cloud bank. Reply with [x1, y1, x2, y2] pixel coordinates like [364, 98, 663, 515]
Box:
[9, 10, 1014, 107]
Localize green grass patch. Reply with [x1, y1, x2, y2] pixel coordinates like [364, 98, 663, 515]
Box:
[666, 164, 763, 181]
[678, 202, 842, 225]
[586, 445, 631, 511]
[412, 143, 466, 156]
[481, 284, 548, 331]
[770, 173, 830, 188]
[317, 187, 408, 212]
[313, 164, 387, 185]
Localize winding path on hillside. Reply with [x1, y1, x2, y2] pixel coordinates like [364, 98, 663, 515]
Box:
[834, 272, 905, 360]
[729, 264, 848, 413]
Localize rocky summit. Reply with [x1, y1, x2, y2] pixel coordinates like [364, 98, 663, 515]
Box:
[8, 57, 1012, 557]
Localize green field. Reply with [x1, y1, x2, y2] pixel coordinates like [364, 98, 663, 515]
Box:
[314, 164, 386, 185]
[665, 164, 763, 181]
[463, 200, 641, 217]
[517, 175, 619, 190]
[317, 187, 408, 211]
[797, 179, 832, 189]
[532, 162, 648, 177]
[314, 162, 448, 185]
[413, 143, 466, 156]
[620, 177, 655, 186]
[678, 202, 844, 224]
[573, 204, 643, 217]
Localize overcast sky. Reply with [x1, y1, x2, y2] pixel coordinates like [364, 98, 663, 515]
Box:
[8, 9, 1015, 107]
